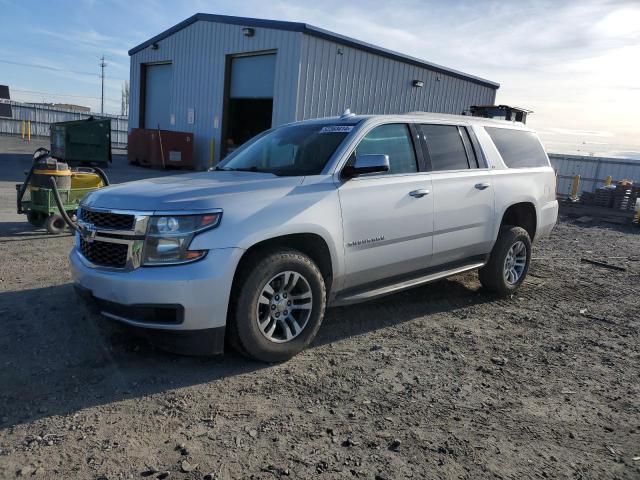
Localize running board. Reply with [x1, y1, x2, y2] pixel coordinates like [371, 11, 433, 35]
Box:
[332, 261, 485, 306]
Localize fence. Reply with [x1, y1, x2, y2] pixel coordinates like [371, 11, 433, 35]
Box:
[549, 153, 640, 198]
[0, 101, 128, 149]
[2, 106, 638, 184]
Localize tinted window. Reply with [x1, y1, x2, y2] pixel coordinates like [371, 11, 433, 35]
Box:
[421, 124, 470, 171]
[355, 124, 417, 175]
[217, 123, 351, 176]
[485, 127, 549, 168]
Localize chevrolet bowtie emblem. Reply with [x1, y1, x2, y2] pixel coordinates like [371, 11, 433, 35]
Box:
[78, 220, 97, 243]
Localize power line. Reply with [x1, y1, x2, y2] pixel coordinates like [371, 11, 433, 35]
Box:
[11, 88, 102, 100]
[0, 58, 97, 77]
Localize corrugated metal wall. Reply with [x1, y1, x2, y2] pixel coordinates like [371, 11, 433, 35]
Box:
[129, 19, 498, 169]
[549, 153, 640, 197]
[0, 101, 128, 148]
[129, 21, 302, 168]
[295, 35, 496, 120]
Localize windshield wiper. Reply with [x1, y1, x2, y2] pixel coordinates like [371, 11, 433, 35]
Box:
[214, 166, 263, 173]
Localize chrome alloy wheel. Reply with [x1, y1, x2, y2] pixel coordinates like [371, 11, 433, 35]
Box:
[256, 271, 313, 343]
[503, 240, 527, 285]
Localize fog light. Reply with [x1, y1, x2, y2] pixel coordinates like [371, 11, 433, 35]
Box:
[156, 238, 181, 254]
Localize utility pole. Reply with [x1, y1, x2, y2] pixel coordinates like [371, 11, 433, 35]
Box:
[100, 55, 107, 115]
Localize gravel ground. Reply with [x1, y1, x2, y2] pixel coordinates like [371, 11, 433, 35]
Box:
[1, 151, 639, 479]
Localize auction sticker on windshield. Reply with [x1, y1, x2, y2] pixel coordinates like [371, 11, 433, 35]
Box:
[319, 126, 354, 134]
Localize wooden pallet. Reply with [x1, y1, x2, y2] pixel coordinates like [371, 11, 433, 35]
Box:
[560, 201, 636, 225]
[593, 188, 614, 208]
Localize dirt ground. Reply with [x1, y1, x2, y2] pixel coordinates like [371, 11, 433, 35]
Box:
[0, 150, 639, 479]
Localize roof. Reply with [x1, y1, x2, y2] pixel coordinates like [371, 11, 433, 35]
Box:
[128, 13, 500, 89]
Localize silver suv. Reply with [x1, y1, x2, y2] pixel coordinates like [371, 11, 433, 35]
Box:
[72, 112, 558, 362]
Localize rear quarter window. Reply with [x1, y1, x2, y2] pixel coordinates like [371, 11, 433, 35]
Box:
[485, 127, 549, 168]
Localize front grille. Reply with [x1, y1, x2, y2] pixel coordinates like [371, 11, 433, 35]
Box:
[80, 238, 128, 268]
[80, 208, 135, 231]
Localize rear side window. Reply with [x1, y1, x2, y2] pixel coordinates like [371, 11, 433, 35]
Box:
[420, 124, 471, 171]
[485, 127, 549, 168]
[355, 124, 417, 175]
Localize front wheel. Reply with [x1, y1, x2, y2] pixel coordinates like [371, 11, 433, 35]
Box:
[479, 226, 531, 296]
[229, 249, 326, 363]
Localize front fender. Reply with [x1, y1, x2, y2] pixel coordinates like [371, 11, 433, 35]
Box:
[236, 223, 344, 283]
[188, 178, 346, 287]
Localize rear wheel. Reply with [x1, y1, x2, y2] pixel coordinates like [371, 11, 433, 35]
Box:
[479, 226, 531, 296]
[27, 211, 46, 228]
[45, 214, 66, 235]
[229, 249, 326, 362]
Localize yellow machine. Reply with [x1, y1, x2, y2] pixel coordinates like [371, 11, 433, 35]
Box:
[17, 149, 109, 234]
[70, 170, 105, 189]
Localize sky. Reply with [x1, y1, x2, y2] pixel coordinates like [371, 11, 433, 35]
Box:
[1, 0, 638, 158]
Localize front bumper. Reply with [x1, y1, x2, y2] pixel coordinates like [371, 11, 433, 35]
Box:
[75, 284, 227, 355]
[70, 246, 244, 333]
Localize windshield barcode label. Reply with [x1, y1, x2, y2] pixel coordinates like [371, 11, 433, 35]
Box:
[320, 126, 354, 134]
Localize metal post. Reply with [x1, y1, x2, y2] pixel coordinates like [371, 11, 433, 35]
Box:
[570, 175, 580, 201]
[209, 138, 215, 169]
[100, 55, 107, 115]
[27, 121, 31, 142]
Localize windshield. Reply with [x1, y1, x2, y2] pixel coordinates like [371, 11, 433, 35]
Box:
[216, 123, 354, 176]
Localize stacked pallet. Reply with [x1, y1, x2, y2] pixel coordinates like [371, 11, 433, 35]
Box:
[593, 187, 614, 208]
[580, 191, 595, 205]
[612, 183, 640, 211]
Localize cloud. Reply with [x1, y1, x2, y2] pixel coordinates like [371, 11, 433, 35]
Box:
[547, 128, 614, 138]
[33, 28, 130, 58]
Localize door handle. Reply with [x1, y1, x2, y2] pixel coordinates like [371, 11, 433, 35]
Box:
[409, 189, 430, 198]
[474, 182, 491, 190]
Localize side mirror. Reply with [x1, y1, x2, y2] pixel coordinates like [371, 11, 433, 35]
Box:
[342, 154, 390, 178]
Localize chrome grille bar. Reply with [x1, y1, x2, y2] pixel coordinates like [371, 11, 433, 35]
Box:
[76, 206, 151, 271]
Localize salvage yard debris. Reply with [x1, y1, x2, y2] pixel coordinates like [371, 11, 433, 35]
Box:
[581, 257, 627, 271]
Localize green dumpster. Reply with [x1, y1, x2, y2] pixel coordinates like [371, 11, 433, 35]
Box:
[50, 117, 112, 167]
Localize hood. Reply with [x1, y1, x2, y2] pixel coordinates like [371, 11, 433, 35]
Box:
[82, 171, 304, 211]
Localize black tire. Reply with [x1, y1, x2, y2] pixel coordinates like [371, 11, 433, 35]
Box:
[479, 226, 531, 296]
[45, 214, 67, 235]
[229, 249, 326, 363]
[27, 211, 46, 228]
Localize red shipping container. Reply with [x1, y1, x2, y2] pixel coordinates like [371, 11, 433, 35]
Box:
[128, 128, 194, 169]
[128, 128, 153, 166]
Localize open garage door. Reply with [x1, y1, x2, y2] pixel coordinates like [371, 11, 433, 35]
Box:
[223, 53, 276, 156]
[143, 63, 172, 130]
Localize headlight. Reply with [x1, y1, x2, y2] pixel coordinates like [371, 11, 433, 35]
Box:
[142, 212, 221, 266]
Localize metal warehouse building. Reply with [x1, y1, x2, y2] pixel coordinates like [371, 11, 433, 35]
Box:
[128, 13, 500, 169]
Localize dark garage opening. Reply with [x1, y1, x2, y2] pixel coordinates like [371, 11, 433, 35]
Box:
[223, 52, 276, 157]
[227, 98, 273, 147]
